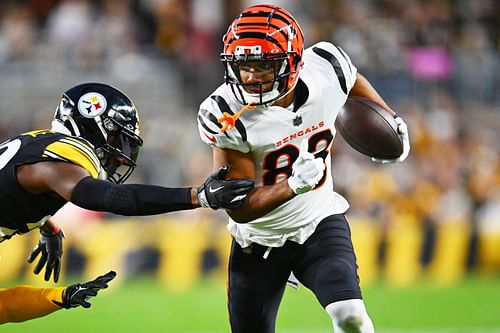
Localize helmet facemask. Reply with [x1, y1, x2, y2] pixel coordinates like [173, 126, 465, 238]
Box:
[96, 116, 143, 184]
[222, 50, 292, 105]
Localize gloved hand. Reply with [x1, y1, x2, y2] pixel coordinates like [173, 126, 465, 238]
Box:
[198, 165, 255, 210]
[55, 271, 117, 309]
[27, 228, 65, 282]
[372, 115, 410, 164]
[288, 139, 325, 194]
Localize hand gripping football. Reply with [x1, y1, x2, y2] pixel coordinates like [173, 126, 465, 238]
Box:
[334, 97, 403, 160]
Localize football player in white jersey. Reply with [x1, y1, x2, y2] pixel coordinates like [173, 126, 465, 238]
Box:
[196, 4, 410, 333]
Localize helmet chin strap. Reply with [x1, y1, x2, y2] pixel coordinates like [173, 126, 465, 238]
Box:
[242, 87, 280, 105]
[240, 78, 296, 107]
[235, 76, 283, 105]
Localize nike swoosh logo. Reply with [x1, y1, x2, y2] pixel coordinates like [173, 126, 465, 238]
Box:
[209, 186, 224, 193]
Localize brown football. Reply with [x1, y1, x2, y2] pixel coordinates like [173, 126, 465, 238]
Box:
[334, 97, 403, 159]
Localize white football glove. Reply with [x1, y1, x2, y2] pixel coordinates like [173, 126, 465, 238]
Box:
[288, 139, 325, 194]
[371, 115, 410, 164]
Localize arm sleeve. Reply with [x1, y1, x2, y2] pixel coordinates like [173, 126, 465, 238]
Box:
[71, 177, 195, 216]
[0, 286, 64, 323]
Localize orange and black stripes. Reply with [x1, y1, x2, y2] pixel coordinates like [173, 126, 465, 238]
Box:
[211, 95, 247, 142]
[198, 109, 223, 135]
[224, 5, 304, 55]
[334, 45, 352, 73]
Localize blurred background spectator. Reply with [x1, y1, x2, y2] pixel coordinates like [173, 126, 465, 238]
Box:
[0, 0, 498, 285]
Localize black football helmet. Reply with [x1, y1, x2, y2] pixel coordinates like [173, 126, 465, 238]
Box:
[51, 82, 143, 183]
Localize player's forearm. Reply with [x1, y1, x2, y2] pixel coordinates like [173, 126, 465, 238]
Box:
[0, 286, 64, 324]
[227, 180, 295, 223]
[350, 73, 395, 116]
[71, 177, 195, 215]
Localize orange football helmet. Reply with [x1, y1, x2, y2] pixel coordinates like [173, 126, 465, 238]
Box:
[221, 4, 304, 105]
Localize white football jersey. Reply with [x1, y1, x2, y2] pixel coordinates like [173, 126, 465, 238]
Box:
[197, 41, 358, 248]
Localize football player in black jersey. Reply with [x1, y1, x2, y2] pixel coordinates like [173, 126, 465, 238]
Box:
[0, 82, 254, 324]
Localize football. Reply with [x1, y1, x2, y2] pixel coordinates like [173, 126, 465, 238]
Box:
[335, 97, 403, 159]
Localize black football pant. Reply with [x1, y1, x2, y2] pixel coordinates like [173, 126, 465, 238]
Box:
[227, 214, 362, 333]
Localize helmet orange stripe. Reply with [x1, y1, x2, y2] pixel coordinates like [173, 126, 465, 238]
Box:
[227, 32, 286, 53]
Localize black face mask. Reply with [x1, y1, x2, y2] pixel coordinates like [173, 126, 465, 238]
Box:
[222, 54, 291, 105]
[99, 130, 142, 184]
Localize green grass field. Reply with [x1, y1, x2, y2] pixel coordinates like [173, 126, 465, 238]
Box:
[5, 276, 500, 332]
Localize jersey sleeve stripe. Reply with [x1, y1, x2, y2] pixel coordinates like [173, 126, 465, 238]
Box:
[60, 138, 100, 168]
[334, 45, 353, 74]
[312, 46, 348, 95]
[210, 95, 248, 142]
[199, 108, 230, 138]
[197, 115, 218, 135]
[43, 150, 67, 161]
[44, 141, 99, 178]
[200, 108, 223, 130]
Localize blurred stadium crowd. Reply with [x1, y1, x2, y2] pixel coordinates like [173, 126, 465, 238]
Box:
[0, 0, 499, 282]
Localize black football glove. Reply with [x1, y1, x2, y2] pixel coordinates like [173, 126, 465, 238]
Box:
[198, 165, 254, 210]
[27, 228, 65, 283]
[55, 271, 117, 309]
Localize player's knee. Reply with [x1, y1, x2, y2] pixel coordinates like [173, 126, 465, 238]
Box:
[325, 299, 368, 333]
[337, 315, 364, 333]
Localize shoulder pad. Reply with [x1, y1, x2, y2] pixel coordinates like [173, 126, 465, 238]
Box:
[197, 94, 250, 152]
[307, 41, 357, 94]
[43, 136, 101, 178]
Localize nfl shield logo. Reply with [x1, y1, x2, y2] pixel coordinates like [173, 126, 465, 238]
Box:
[293, 116, 302, 126]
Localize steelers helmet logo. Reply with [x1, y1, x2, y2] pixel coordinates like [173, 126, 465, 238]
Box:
[77, 92, 107, 118]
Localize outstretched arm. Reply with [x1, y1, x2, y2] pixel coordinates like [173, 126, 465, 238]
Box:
[17, 162, 254, 215]
[0, 271, 115, 324]
[349, 73, 395, 115]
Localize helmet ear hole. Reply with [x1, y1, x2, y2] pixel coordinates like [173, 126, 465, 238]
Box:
[103, 118, 117, 132]
[95, 147, 106, 159]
